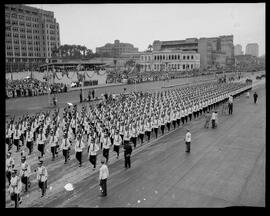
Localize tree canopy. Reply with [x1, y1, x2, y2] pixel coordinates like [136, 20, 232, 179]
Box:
[55, 44, 94, 59]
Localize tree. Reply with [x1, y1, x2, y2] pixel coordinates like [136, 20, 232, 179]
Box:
[147, 44, 153, 52]
[58, 44, 93, 59]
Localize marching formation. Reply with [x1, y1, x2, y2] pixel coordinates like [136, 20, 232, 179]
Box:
[5, 80, 250, 207]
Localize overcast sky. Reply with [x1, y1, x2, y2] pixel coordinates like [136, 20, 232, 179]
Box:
[27, 3, 265, 56]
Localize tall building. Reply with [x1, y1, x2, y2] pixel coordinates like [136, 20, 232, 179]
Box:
[234, 44, 243, 56]
[246, 43, 259, 57]
[153, 35, 234, 70]
[5, 4, 61, 72]
[96, 40, 139, 58]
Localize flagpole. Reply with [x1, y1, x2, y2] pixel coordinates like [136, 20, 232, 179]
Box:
[46, 59, 50, 107]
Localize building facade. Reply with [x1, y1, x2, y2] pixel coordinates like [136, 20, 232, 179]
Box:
[5, 4, 61, 72]
[96, 40, 139, 58]
[245, 43, 259, 57]
[234, 44, 243, 56]
[153, 35, 234, 70]
[139, 50, 200, 72]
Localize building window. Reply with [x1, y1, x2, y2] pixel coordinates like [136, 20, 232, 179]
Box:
[187, 55, 189, 60]
[183, 65, 185, 69]
[183, 55, 186, 60]
[191, 64, 193, 69]
[191, 55, 194, 60]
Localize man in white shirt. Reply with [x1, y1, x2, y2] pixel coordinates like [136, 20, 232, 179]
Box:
[36, 159, 48, 197]
[113, 130, 122, 159]
[26, 128, 34, 155]
[88, 137, 99, 170]
[9, 169, 22, 208]
[37, 129, 46, 158]
[6, 152, 15, 185]
[20, 156, 31, 192]
[75, 134, 85, 167]
[184, 129, 191, 153]
[211, 111, 218, 129]
[103, 132, 111, 164]
[99, 157, 109, 197]
[61, 132, 71, 164]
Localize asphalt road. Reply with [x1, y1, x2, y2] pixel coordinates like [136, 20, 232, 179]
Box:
[10, 80, 264, 208]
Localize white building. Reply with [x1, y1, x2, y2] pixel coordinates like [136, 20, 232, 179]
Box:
[139, 50, 200, 72]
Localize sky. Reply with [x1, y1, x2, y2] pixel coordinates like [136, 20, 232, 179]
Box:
[27, 3, 265, 56]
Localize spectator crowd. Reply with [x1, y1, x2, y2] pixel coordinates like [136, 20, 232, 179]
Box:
[6, 78, 67, 99]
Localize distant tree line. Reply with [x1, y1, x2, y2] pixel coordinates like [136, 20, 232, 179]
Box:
[52, 44, 112, 59]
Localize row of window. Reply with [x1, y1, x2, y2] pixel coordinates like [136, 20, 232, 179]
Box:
[6, 12, 40, 21]
[7, 52, 44, 57]
[142, 63, 198, 70]
[141, 54, 196, 61]
[7, 46, 42, 51]
[6, 26, 40, 34]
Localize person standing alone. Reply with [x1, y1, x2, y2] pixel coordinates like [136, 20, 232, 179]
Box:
[228, 95, 233, 115]
[124, 141, 133, 169]
[184, 129, 191, 153]
[99, 157, 109, 197]
[253, 92, 258, 104]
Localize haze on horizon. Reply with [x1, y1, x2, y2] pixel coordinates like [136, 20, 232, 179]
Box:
[27, 3, 265, 56]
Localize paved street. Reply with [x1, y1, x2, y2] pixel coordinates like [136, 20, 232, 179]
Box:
[7, 80, 265, 208]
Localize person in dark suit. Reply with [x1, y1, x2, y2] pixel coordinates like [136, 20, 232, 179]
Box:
[80, 89, 83, 103]
[124, 141, 133, 169]
[253, 92, 258, 104]
[92, 89, 95, 99]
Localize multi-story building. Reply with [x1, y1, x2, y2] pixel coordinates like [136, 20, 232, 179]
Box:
[96, 40, 139, 58]
[153, 35, 234, 70]
[245, 43, 259, 57]
[5, 4, 60, 72]
[234, 44, 243, 56]
[139, 50, 200, 72]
